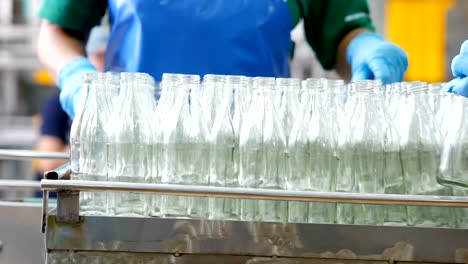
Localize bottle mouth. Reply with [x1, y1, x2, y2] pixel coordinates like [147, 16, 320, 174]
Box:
[225, 75, 251, 88]
[162, 73, 183, 82]
[275, 78, 301, 89]
[302, 78, 324, 91]
[348, 80, 383, 94]
[324, 79, 345, 90]
[203, 74, 225, 83]
[403, 81, 428, 94]
[252, 77, 275, 89]
[178, 74, 201, 86]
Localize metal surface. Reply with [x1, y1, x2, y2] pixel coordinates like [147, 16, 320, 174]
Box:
[56, 190, 79, 224]
[41, 190, 48, 233]
[46, 251, 395, 264]
[41, 179, 468, 207]
[0, 149, 69, 161]
[45, 215, 468, 263]
[44, 162, 71, 180]
[0, 179, 40, 190]
[0, 201, 46, 264]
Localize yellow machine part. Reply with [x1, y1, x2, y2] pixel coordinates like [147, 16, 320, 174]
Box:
[33, 69, 54, 86]
[386, 0, 455, 82]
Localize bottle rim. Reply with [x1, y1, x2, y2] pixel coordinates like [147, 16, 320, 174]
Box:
[203, 74, 225, 83]
[302, 78, 323, 91]
[252, 77, 275, 89]
[275, 77, 301, 89]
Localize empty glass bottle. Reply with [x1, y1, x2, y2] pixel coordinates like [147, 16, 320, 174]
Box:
[187, 76, 210, 219]
[394, 82, 454, 227]
[439, 95, 468, 188]
[375, 88, 406, 226]
[387, 82, 403, 120]
[306, 79, 339, 224]
[453, 187, 468, 229]
[208, 75, 238, 220]
[231, 76, 252, 181]
[436, 92, 455, 138]
[161, 74, 207, 218]
[108, 73, 155, 217]
[276, 78, 301, 142]
[78, 73, 110, 215]
[70, 73, 96, 180]
[202, 74, 225, 130]
[427, 83, 443, 115]
[149, 73, 179, 217]
[286, 80, 315, 223]
[239, 77, 288, 222]
[336, 81, 386, 225]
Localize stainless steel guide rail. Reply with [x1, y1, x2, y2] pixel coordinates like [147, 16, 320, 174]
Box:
[30, 163, 468, 263]
[0, 179, 40, 190]
[0, 149, 69, 161]
[41, 179, 468, 207]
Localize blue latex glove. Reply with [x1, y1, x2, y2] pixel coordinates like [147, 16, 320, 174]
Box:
[58, 57, 97, 119]
[347, 32, 408, 85]
[441, 40, 468, 97]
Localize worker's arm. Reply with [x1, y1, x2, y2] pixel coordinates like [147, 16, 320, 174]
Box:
[335, 28, 369, 80]
[35, 136, 68, 173]
[36, 0, 107, 118]
[303, 0, 407, 84]
[37, 21, 87, 82]
[34, 93, 70, 174]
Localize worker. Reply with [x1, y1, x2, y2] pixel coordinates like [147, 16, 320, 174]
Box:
[37, 0, 408, 119]
[442, 40, 468, 97]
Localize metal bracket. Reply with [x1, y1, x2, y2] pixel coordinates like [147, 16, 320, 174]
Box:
[56, 190, 80, 224]
[41, 190, 48, 234]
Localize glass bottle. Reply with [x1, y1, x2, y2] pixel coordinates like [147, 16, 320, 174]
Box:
[387, 82, 403, 120]
[108, 72, 154, 217]
[374, 86, 406, 226]
[258, 77, 288, 223]
[276, 78, 301, 142]
[161, 74, 201, 218]
[70, 73, 95, 180]
[286, 79, 316, 223]
[322, 79, 346, 141]
[427, 83, 443, 115]
[78, 73, 109, 215]
[394, 82, 454, 227]
[187, 75, 210, 219]
[149, 73, 179, 217]
[231, 76, 252, 180]
[202, 74, 225, 131]
[453, 187, 468, 229]
[439, 95, 468, 188]
[239, 77, 288, 222]
[307, 79, 338, 224]
[274, 80, 283, 111]
[208, 75, 238, 220]
[437, 92, 456, 138]
[336, 81, 386, 225]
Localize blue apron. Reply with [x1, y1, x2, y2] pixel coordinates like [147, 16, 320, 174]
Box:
[105, 0, 292, 80]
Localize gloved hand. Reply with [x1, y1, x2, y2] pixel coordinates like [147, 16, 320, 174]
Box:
[441, 40, 468, 97]
[347, 32, 408, 85]
[58, 57, 97, 118]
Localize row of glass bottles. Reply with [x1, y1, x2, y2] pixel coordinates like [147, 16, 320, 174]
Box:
[70, 72, 468, 228]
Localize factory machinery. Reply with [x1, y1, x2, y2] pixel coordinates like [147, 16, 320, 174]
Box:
[0, 150, 467, 264]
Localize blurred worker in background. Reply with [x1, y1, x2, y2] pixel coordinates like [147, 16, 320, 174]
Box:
[37, 0, 408, 119]
[442, 40, 468, 97]
[33, 26, 108, 196]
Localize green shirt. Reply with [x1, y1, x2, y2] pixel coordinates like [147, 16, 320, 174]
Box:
[39, 0, 374, 70]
